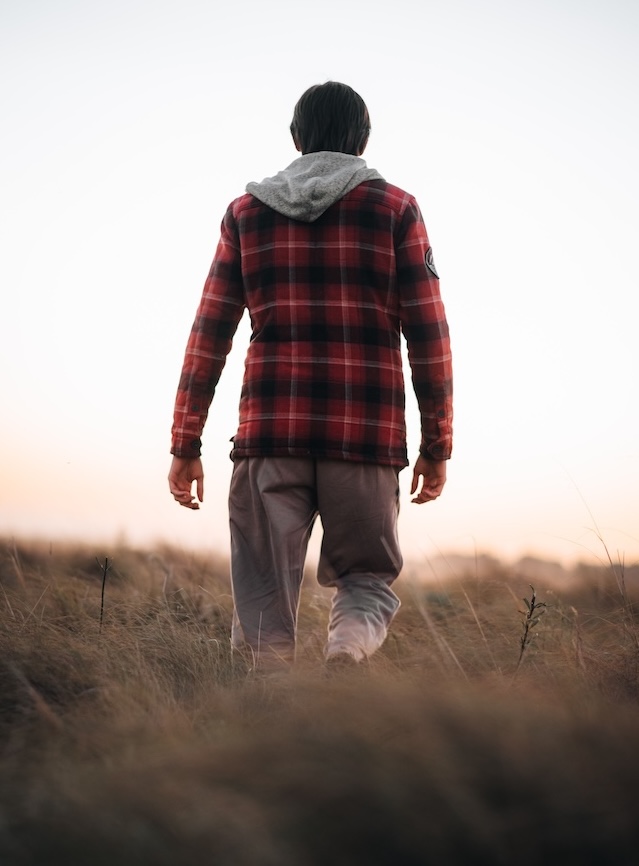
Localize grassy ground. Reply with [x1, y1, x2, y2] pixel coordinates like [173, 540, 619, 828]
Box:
[1, 537, 639, 865]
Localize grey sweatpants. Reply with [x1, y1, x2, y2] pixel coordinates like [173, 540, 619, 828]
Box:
[228, 457, 402, 668]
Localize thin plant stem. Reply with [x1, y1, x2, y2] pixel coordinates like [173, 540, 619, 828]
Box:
[513, 585, 547, 679]
[96, 557, 112, 635]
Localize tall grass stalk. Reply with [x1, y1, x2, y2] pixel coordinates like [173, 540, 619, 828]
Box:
[96, 556, 111, 634]
[513, 585, 547, 677]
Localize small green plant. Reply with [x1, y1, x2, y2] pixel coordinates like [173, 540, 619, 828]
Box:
[515, 584, 547, 675]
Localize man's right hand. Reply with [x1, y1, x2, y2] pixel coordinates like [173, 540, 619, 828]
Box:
[168, 456, 204, 509]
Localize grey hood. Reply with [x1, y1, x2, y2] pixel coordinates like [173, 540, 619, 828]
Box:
[246, 151, 384, 223]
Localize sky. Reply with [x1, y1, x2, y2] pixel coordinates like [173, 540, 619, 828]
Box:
[1, 0, 638, 570]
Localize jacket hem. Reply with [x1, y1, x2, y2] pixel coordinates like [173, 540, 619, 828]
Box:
[230, 445, 409, 469]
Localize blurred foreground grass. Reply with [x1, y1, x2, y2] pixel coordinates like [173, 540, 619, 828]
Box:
[1, 537, 639, 865]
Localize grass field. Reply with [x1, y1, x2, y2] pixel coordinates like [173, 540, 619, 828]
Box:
[1, 537, 639, 865]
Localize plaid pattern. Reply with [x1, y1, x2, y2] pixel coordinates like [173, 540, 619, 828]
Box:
[171, 180, 452, 467]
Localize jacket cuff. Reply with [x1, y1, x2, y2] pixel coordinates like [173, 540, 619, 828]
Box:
[420, 441, 451, 460]
[171, 437, 202, 459]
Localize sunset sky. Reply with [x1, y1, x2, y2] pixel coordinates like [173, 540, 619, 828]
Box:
[1, 0, 638, 569]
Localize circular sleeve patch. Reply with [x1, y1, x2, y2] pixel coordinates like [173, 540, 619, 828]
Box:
[425, 248, 439, 278]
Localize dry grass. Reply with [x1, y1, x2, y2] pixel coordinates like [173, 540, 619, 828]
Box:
[1, 537, 639, 865]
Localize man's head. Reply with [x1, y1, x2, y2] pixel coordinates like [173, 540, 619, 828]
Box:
[290, 81, 370, 156]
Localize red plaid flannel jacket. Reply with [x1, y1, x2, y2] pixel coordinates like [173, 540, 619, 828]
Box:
[171, 179, 452, 468]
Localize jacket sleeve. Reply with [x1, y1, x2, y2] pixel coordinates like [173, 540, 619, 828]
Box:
[395, 198, 453, 460]
[170, 206, 245, 458]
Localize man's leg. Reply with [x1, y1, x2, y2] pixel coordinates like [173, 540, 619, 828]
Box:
[228, 457, 317, 669]
[316, 461, 402, 662]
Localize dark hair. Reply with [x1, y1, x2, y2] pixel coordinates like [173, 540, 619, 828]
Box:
[290, 81, 370, 155]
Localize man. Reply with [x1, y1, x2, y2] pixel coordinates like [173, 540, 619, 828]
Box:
[169, 82, 453, 671]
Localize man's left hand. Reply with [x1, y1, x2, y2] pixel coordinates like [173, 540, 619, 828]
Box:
[410, 455, 447, 504]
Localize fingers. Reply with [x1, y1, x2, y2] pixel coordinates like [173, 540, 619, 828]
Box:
[410, 458, 447, 504]
[411, 483, 443, 504]
[169, 482, 200, 509]
[171, 486, 200, 509]
[172, 491, 200, 509]
[168, 457, 204, 510]
[411, 486, 438, 504]
[178, 497, 200, 510]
